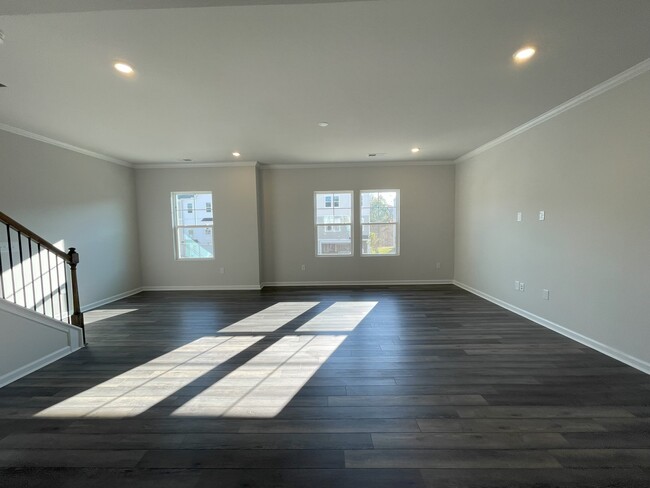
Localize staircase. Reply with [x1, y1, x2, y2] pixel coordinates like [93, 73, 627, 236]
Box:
[0, 211, 85, 387]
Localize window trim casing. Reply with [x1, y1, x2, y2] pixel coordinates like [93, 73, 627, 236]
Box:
[314, 190, 354, 258]
[171, 190, 215, 262]
[360, 188, 400, 257]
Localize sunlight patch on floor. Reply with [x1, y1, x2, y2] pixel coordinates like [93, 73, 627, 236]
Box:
[172, 334, 346, 418]
[84, 309, 139, 324]
[219, 302, 319, 333]
[35, 335, 262, 418]
[296, 301, 377, 332]
[34, 301, 378, 419]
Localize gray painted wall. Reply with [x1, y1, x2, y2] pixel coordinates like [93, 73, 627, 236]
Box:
[454, 71, 650, 366]
[0, 130, 141, 308]
[260, 164, 455, 284]
[0, 301, 82, 386]
[134, 165, 261, 288]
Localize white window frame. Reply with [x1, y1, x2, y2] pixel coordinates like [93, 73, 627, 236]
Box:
[360, 189, 400, 257]
[314, 191, 354, 257]
[171, 191, 215, 261]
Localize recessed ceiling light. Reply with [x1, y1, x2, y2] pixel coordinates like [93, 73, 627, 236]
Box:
[318, 122, 329, 127]
[513, 46, 536, 63]
[114, 62, 134, 75]
[411, 147, 421, 153]
[232, 152, 241, 157]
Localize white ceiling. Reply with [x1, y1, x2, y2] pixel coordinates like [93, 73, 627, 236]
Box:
[1, 0, 649, 165]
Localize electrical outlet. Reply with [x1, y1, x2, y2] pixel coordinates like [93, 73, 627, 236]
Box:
[519, 282, 525, 292]
[543, 289, 550, 300]
[516, 212, 522, 222]
[436, 262, 441, 269]
[514, 280, 520, 290]
[538, 210, 545, 221]
[219, 267, 225, 274]
[300, 264, 306, 271]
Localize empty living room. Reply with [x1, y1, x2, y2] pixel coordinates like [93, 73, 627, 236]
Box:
[1, 0, 649, 486]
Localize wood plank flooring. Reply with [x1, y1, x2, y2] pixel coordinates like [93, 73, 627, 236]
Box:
[1, 285, 649, 487]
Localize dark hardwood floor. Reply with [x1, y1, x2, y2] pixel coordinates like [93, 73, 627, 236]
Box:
[1, 285, 649, 487]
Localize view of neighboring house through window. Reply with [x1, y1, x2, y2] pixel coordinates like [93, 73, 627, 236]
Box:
[171, 191, 214, 259]
[314, 191, 353, 256]
[361, 190, 399, 255]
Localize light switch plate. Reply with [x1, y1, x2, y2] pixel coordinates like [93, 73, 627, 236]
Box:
[539, 210, 545, 221]
[516, 212, 522, 222]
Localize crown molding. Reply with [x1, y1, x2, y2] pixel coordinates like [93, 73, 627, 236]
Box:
[133, 161, 258, 169]
[456, 57, 650, 163]
[259, 160, 454, 170]
[0, 123, 133, 167]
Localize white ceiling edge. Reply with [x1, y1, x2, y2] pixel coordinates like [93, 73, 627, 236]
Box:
[134, 161, 258, 169]
[455, 57, 650, 164]
[259, 160, 454, 170]
[0, 122, 133, 167]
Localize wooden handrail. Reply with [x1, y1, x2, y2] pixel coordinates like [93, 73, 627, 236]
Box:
[0, 211, 70, 262]
[0, 210, 85, 343]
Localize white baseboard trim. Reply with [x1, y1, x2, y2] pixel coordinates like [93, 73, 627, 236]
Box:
[0, 346, 75, 388]
[82, 287, 144, 312]
[452, 280, 650, 375]
[141, 285, 262, 291]
[261, 280, 453, 288]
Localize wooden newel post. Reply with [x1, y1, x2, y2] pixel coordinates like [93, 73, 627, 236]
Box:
[67, 247, 86, 344]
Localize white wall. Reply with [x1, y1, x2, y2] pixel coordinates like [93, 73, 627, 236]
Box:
[0, 130, 142, 309]
[260, 164, 455, 285]
[134, 165, 261, 288]
[0, 299, 82, 387]
[454, 71, 650, 369]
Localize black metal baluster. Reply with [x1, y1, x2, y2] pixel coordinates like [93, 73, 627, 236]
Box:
[17, 231, 27, 308]
[6, 226, 16, 304]
[38, 243, 46, 315]
[47, 251, 55, 319]
[28, 238, 37, 312]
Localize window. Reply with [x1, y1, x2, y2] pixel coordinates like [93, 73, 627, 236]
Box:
[360, 190, 399, 256]
[171, 192, 214, 260]
[314, 191, 353, 256]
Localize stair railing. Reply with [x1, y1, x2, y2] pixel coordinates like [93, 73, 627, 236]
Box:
[0, 211, 85, 343]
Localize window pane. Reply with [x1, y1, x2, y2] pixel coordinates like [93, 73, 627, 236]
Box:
[361, 224, 397, 255]
[361, 191, 397, 224]
[176, 207, 197, 226]
[177, 227, 214, 259]
[172, 192, 214, 259]
[316, 207, 335, 223]
[368, 207, 397, 224]
[333, 208, 352, 221]
[317, 224, 352, 256]
[194, 209, 214, 226]
[315, 192, 353, 256]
